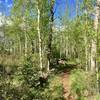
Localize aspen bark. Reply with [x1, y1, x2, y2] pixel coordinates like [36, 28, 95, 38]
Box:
[24, 33, 27, 57]
[85, 36, 88, 71]
[91, 0, 99, 72]
[91, 0, 100, 93]
[85, 10, 88, 71]
[95, 0, 100, 93]
[37, 2, 43, 70]
[91, 40, 96, 72]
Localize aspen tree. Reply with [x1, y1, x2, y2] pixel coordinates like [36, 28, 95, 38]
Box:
[94, 0, 100, 93]
[47, 0, 55, 71]
[37, 0, 43, 70]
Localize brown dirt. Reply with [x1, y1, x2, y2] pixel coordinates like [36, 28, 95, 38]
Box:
[61, 70, 75, 100]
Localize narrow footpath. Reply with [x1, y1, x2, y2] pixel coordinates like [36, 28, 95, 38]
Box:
[61, 70, 74, 100]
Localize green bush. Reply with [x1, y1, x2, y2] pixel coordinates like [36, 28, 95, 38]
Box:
[42, 75, 64, 100]
[70, 69, 98, 100]
[0, 55, 64, 100]
[95, 94, 100, 100]
[70, 69, 86, 100]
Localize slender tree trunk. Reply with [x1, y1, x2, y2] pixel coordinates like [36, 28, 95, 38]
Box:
[37, 3, 43, 70]
[91, 0, 99, 72]
[91, 0, 100, 93]
[24, 32, 27, 57]
[65, 36, 68, 57]
[88, 44, 91, 70]
[85, 36, 88, 71]
[91, 40, 96, 71]
[95, 0, 100, 93]
[47, 0, 54, 71]
[85, 10, 88, 71]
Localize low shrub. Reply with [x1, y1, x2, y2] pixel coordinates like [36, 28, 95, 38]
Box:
[70, 69, 97, 100]
[0, 55, 64, 100]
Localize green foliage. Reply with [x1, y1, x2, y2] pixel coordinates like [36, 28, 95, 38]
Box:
[0, 55, 64, 100]
[96, 94, 100, 100]
[0, 0, 100, 99]
[37, 75, 64, 100]
[70, 69, 98, 100]
[71, 69, 86, 100]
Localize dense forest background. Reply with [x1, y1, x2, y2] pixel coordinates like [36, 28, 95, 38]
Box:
[0, 0, 100, 100]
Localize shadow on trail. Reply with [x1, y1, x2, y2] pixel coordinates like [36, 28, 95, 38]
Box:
[53, 63, 78, 74]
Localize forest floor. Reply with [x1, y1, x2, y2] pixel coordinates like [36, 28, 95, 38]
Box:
[61, 68, 75, 100]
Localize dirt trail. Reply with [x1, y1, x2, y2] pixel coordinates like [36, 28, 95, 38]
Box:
[61, 70, 74, 100]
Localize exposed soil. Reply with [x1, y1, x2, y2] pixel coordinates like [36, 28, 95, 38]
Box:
[61, 70, 75, 100]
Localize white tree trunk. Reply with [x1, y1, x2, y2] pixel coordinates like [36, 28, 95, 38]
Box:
[91, 40, 96, 71]
[91, 0, 99, 72]
[25, 33, 27, 57]
[95, 0, 100, 93]
[37, 4, 43, 70]
[84, 10, 88, 71]
[91, 0, 100, 93]
[65, 36, 68, 57]
[85, 36, 88, 71]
